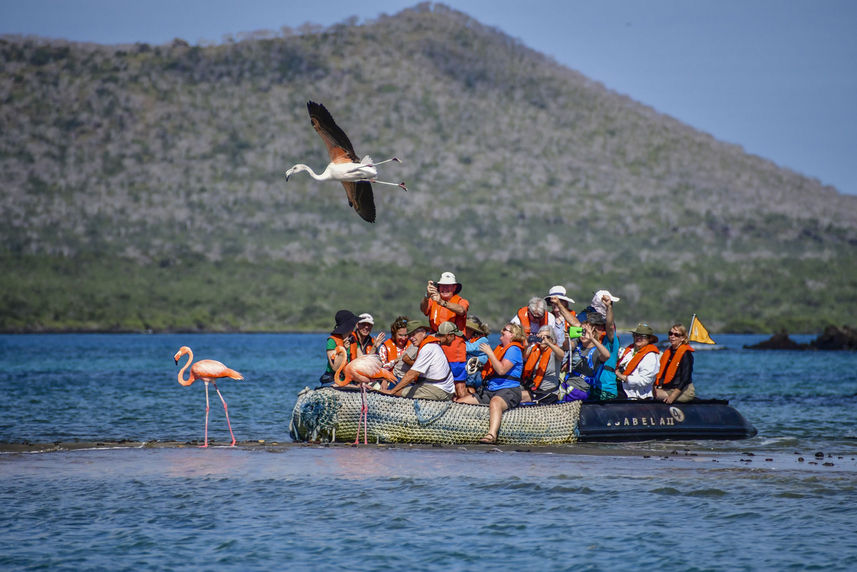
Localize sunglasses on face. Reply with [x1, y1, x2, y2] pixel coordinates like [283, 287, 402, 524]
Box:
[669, 332, 682, 337]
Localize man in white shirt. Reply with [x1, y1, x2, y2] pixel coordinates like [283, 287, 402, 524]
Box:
[380, 320, 454, 400]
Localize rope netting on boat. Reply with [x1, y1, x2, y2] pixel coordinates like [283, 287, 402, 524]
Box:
[289, 387, 581, 445]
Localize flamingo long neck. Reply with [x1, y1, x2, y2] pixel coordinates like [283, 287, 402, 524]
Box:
[177, 349, 195, 386]
[334, 346, 351, 385]
[296, 164, 333, 181]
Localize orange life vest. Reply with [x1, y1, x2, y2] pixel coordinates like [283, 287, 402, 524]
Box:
[482, 341, 525, 380]
[522, 345, 554, 390]
[381, 338, 409, 363]
[619, 343, 660, 376]
[348, 331, 374, 360]
[425, 294, 468, 332]
[417, 334, 441, 352]
[516, 307, 547, 337]
[656, 344, 694, 387]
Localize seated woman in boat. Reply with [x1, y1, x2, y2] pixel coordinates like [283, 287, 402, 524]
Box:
[559, 321, 610, 401]
[464, 316, 490, 390]
[520, 325, 564, 404]
[455, 323, 525, 444]
[654, 323, 696, 404]
[378, 320, 455, 400]
[379, 316, 410, 369]
[350, 313, 385, 357]
[615, 323, 660, 399]
[320, 310, 360, 385]
[377, 315, 410, 390]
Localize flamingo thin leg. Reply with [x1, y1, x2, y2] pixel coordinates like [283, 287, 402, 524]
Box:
[370, 156, 401, 167]
[369, 179, 408, 191]
[362, 384, 368, 445]
[201, 381, 211, 448]
[354, 384, 369, 445]
[213, 382, 236, 447]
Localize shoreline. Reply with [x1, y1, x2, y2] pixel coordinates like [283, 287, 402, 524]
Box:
[0, 439, 692, 456]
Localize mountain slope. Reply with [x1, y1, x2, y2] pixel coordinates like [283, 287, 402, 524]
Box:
[2, 3, 855, 333]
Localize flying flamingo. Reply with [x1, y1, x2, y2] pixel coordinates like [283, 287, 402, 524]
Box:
[174, 346, 243, 448]
[333, 346, 398, 444]
[284, 100, 407, 223]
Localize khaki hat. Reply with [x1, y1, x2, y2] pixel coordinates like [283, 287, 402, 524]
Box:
[629, 322, 655, 336]
[437, 321, 463, 336]
[406, 319, 430, 335]
[465, 317, 489, 336]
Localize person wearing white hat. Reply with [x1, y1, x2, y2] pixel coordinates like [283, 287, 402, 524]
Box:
[349, 313, 385, 358]
[544, 285, 576, 350]
[420, 271, 470, 396]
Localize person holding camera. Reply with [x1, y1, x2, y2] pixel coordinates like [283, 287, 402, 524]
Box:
[520, 325, 564, 404]
[420, 271, 470, 397]
[511, 296, 556, 348]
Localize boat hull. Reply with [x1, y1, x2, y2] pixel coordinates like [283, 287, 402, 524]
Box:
[577, 400, 757, 441]
[289, 387, 756, 445]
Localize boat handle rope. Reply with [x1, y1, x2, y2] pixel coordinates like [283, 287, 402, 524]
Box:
[413, 400, 452, 426]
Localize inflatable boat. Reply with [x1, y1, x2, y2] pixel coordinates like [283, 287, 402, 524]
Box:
[289, 387, 757, 445]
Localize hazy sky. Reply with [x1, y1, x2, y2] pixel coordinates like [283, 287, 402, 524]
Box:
[2, 0, 856, 195]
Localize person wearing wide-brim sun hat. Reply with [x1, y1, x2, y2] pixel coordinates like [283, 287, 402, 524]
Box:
[544, 285, 576, 349]
[320, 310, 360, 385]
[615, 322, 661, 400]
[420, 271, 470, 397]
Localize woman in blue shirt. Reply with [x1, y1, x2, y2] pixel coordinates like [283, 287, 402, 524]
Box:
[455, 322, 525, 444]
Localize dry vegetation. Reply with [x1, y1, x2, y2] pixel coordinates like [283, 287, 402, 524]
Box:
[2, 3, 855, 333]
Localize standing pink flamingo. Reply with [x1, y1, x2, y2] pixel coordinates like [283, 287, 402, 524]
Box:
[174, 346, 243, 447]
[332, 346, 398, 444]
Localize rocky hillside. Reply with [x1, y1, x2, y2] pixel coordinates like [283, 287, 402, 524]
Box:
[2, 3, 855, 332]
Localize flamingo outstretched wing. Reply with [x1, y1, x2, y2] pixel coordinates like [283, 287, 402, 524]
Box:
[343, 180, 376, 223]
[307, 101, 358, 164]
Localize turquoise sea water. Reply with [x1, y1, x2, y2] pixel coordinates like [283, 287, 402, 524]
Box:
[1, 333, 856, 570]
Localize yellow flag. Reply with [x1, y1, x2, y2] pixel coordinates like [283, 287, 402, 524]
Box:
[688, 314, 716, 344]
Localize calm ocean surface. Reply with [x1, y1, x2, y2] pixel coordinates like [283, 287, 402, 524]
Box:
[1, 333, 856, 570]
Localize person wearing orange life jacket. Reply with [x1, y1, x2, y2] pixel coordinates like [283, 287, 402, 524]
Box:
[420, 271, 469, 385]
[654, 323, 696, 404]
[348, 313, 385, 359]
[380, 320, 454, 400]
[520, 325, 564, 404]
[377, 315, 410, 390]
[379, 316, 410, 369]
[615, 322, 661, 399]
[511, 297, 556, 345]
[455, 323, 526, 444]
[320, 310, 360, 385]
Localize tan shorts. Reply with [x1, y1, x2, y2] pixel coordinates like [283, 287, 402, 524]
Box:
[674, 383, 696, 402]
[402, 382, 453, 401]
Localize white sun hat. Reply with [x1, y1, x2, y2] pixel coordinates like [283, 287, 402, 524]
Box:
[545, 285, 574, 304]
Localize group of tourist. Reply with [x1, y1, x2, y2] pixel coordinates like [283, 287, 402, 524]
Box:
[323, 271, 697, 444]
